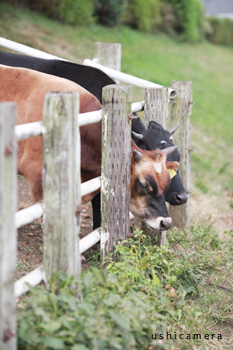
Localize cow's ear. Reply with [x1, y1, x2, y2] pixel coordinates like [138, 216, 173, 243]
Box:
[148, 121, 163, 131]
[166, 161, 179, 172]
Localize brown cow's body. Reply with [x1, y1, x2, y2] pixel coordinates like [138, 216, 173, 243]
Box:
[0, 65, 178, 230]
[0, 64, 102, 204]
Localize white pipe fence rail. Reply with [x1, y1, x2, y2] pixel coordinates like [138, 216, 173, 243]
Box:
[15, 102, 144, 142]
[0, 37, 175, 98]
[0, 37, 66, 61]
[83, 59, 176, 98]
[0, 39, 192, 350]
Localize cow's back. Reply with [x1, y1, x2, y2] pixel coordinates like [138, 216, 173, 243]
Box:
[0, 65, 102, 202]
[0, 51, 115, 103]
[0, 64, 101, 122]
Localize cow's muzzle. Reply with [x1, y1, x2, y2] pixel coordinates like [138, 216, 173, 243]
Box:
[145, 216, 172, 231]
[167, 191, 188, 206]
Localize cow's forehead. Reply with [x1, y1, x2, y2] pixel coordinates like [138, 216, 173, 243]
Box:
[133, 153, 167, 177]
[145, 128, 171, 143]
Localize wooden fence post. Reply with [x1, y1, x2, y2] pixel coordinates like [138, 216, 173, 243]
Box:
[94, 42, 121, 76]
[101, 85, 132, 259]
[144, 87, 169, 129]
[168, 81, 193, 228]
[143, 87, 170, 245]
[43, 92, 81, 284]
[0, 102, 17, 350]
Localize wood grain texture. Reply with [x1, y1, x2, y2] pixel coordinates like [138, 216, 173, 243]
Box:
[144, 87, 170, 245]
[144, 87, 169, 129]
[101, 85, 132, 258]
[168, 81, 193, 228]
[94, 42, 121, 73]
[43, 92, 81, 283]
[0, 102, 17, 350]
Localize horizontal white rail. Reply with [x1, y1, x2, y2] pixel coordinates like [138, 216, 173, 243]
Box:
[81, 177, 101, 197]
[15, 229, 101, 297]
[15, 177, 101, 229]
[131, 101, 144, 113]
[84, 59, 176, 98]
[14, 266, 44, 298]
[15, 121, 43, 141]
[15, 202, 44, 229]
[129, 212, 134, 220]
[79, 110, 102, 126]
[0, 37, 66, 61]
[14, 213, 136, 297]
[79, 228, 101, 254]
[15, 102, 144, 141]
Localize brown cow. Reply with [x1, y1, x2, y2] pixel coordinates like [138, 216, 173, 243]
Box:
[0, 65, 178, 231]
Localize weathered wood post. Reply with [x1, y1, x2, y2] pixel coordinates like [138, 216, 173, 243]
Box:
[43, 92, 81, 284]
[143, 87, 170, 245]
[168, 81, 193, 228]
[93, 42, 121, 78]
[0, 102, 17, 350]
[101, 85, 132, 259]
[144, 87, 169, 129]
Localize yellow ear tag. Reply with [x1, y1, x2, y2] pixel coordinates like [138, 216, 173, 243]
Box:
[168, 169, 177, 179]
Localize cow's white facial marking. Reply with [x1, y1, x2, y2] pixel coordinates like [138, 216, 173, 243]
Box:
[153, 162, 161, 174]
[146, 216, 172, 230]
[161, 140, 167, 144]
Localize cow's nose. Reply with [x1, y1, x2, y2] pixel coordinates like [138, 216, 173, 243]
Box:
[175, 192, 188, 205]
[160, 217, 172, 231]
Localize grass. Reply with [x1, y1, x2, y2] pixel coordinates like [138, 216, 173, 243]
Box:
[17, 227, 233, 349]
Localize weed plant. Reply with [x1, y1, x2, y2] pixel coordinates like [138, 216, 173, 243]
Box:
[17, 225, 232, 349]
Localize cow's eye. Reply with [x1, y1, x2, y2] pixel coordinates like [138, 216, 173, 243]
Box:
[140, 182, 148, 193]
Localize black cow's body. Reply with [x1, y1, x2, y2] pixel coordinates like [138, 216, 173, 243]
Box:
[0, 50, 114, 103]
[0, 50, 187, 229]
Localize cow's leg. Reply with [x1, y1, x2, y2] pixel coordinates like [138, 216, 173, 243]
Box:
[28, 176, 43, 203]
[91, 192, 101, 229]
[22, 167, 43, 227]
[19, 158, 43, 203]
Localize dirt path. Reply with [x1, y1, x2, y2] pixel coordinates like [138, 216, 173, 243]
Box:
[191, 192, 233, 238]
[17, 177, 93, 278]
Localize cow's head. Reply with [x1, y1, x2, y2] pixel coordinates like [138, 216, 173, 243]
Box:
[132, 118, 187, 206]
[130, 141, 179, 231]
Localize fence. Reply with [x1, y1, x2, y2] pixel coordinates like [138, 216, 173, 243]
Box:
[0, 39, 193, 350]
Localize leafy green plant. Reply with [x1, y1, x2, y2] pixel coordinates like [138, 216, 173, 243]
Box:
[18, 270, 170, 350]
[17, 224, 232, 349]
[160, 0, 205, 41]
[206, 17, 233, 46]
[94, 0, 126, 26]
[106, 229, 204, 298]
[52, 0, 96, 25]
[5, 0, 96, 25]
[124, 0, 161, 32]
